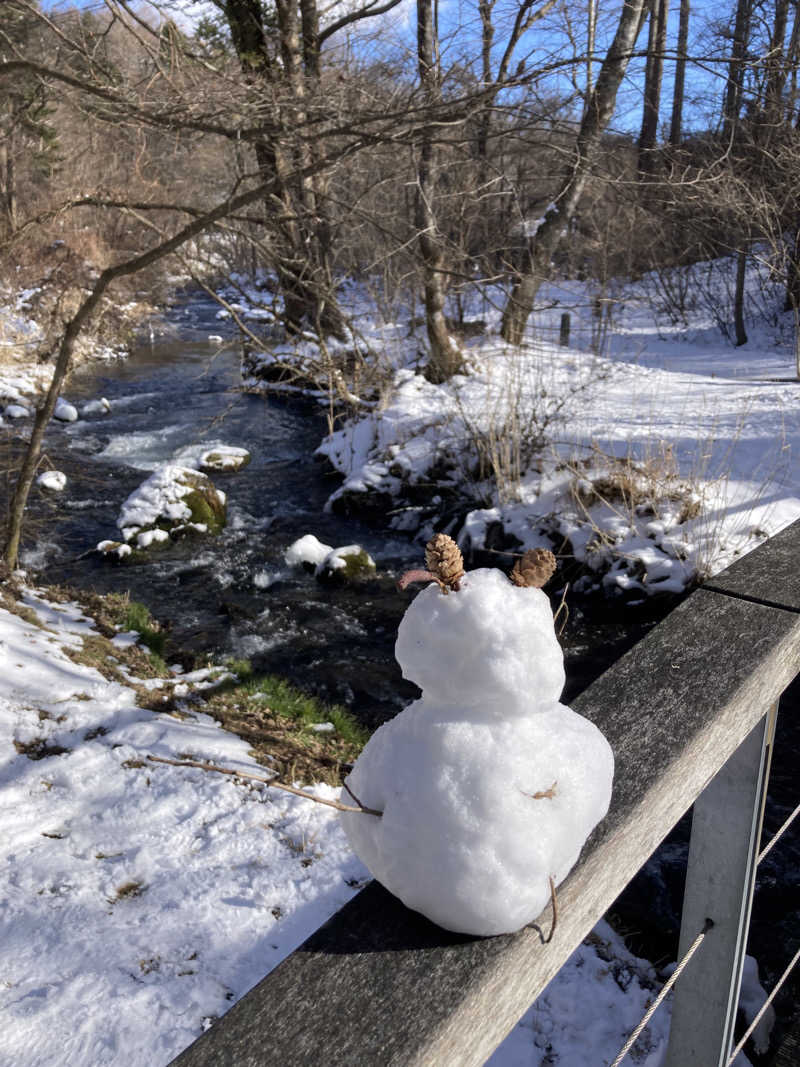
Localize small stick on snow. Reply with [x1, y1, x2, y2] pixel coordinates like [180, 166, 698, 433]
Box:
[147, 755, 383, 816]
[522, 780, 558, 800]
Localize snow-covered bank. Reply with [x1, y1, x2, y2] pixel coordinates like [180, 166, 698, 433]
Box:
[302, 268, 800, 596]
[0, 282, 154, 424]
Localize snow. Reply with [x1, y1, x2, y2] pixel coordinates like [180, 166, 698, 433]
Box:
[5, 403, 31, 418]
[341, 569, 613, 936]
[311, 263, 800, 595]
[36, 470, 67, 492]
[0, 591, 366, 1067]
[198, 445, 250, 471]
[284, 533, 333, 568]
[53, 397, 79, 422]
[738, 955, 776, 1055]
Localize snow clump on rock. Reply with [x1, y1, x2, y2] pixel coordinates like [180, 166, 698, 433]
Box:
[36, 470, 67, 492]
[341, 558, 613, 937]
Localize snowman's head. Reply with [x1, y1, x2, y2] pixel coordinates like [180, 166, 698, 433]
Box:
[395, 567, 565, 715]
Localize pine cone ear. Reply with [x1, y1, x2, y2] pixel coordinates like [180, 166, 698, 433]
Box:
[510, 548, 557, 588]
[424, 533, 464, 592]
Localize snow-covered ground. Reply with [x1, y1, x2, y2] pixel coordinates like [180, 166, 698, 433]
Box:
[0, 588, 768, 1066]
[308, 265, 800, 596]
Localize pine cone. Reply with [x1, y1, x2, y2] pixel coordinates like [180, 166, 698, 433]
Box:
[424, 533, 464, 591]
[510, 548, 557, 588]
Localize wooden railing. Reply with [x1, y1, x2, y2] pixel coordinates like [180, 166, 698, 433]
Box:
[170, 519, 800, 1067]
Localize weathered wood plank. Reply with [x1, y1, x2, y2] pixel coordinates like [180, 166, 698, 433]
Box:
[169, 587, 800, 1067]
[704, 519, 800, 612]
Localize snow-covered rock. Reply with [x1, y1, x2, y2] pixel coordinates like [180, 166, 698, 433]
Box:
[5, 403, 30, 419]
[284, 534, 334, 569]
[36, 470, 67, 492]
[284, 535, 377, 582]
[198, 445, 250, 472]
[116, 465, 226, 546]
[53, 397, 78, 422]
[341, 567, 613, 936]
[316, 544, 376, 583]
[81, 397, 112, 416]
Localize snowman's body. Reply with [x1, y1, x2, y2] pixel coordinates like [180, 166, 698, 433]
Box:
[340, 568, 614, 936]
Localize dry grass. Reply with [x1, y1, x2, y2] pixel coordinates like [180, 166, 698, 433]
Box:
[570, 443, 702, 529]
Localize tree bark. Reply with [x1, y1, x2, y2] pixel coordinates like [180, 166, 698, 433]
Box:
[722, 0, 753, 143]
[669, 0, 691, 146]
[501, 0, 647, 345]
[638, 0, 670, 176]
[415, 0, 462, 380]
[224, 0, 347, 340]
[733, 247, 748, 347]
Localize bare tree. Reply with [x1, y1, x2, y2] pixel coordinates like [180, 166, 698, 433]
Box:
[638, 0, 670, 175]
[501, 0, 647, 345]
[669, 0, 691, 146]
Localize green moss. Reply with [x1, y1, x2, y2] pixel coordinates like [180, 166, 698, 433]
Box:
[183, 487, 226, 534]
[316, 547, 376, 584]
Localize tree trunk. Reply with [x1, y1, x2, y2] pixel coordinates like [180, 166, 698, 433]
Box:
[224, 0, 347, 341]
[501, 0, 647, 345]
[415, 0, 462, 380]
[722, 0, 753, 143]
[669, 0, 690, 146]
[733, 248, 748, 347]
[638, 0, 669, 176]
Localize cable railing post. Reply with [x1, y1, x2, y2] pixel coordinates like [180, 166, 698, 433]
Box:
[663, 700, 778, 1067]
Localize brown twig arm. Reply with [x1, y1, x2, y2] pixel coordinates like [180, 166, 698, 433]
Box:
[146, 755, 383, 816]
[397, 568, 439, 591]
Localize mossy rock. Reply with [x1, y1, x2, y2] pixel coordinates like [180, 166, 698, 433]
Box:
[316, 545, 376, 584]
[183, 485, 226, 534]
[199, 447, 251, 473]
[113, 465, 227, 552]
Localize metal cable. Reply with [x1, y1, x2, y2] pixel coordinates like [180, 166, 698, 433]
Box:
[607, 919, 713, 1067]
[758, 801, 800, 865]
[725, 943, 800, 1066]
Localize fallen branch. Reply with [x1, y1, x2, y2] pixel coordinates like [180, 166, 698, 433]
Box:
[146, 754, 383, 816]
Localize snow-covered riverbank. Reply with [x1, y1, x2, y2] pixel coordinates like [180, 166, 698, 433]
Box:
[232, 262, 800, 597]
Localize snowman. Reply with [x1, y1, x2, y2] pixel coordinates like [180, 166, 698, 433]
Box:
[339, 535, 614, 937]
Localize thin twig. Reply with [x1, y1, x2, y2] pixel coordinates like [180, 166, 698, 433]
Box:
[397, 568, 444, 592]
[554, 582, 570, 637]
[147, 755, 382, 816]
[544, 875, 558, 944]
[521, 781, 558, 800]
